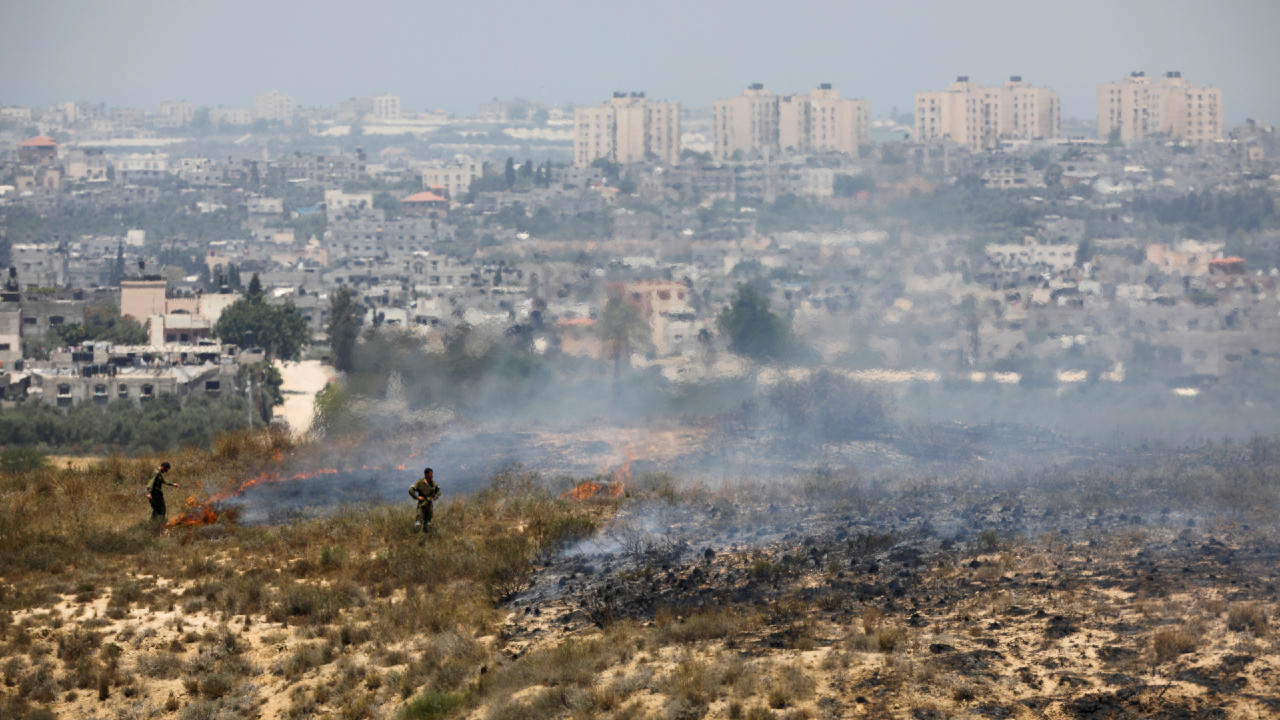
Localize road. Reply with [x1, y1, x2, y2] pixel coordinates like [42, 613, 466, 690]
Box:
[271, 360, 336, 438]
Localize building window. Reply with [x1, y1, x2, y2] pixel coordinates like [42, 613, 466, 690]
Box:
[141, 384, 154, 401]
[118, 384, 129, 398]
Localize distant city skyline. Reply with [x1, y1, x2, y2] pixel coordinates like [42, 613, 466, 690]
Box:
[2, 0, 1277, 124]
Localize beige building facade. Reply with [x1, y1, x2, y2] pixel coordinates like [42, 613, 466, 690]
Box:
[1097, 71, 1222, 143]
[254, 90, 295, 124]
[714, 84, 780, 160]
[915, 76, 1060, 150]
[371, 94, 400, 121]
[716, 83, 869, 159]
[421, 156, 483, 201]
[573, 92, 681, 167]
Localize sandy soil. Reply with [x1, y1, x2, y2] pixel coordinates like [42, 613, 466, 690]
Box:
[272, 360, 335, 438]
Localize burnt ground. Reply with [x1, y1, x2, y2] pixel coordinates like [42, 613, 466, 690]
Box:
[502, 472, 1280, 719]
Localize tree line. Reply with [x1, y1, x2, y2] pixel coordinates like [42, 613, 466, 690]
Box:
[0, 394, 251, 453]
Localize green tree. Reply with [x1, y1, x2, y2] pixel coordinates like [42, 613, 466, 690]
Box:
[242, 361, 284, 423]
[312, 382, 355, 435]
[110, 242, 125, 287]
[327, 286, 361, 372]
[591, 157, 621, 184]
[597, 289, 653, 383]
[214, 297, 308, 360]
[54, 304, 148, 346]
[373, 191, 401, 220]
[834, 173, 876, 197]
[247, 273, 263, 302]
[717, 282, 791, 364]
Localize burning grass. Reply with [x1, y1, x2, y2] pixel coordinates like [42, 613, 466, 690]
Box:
[3, 430, 1280, 719]
[0, 430, 613, 720]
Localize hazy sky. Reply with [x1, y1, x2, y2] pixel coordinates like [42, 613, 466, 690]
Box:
[2, 0, 1277, 123]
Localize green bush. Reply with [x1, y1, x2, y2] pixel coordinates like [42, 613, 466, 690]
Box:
[0, 447, 47, 473]
[398, 690, 467, 720]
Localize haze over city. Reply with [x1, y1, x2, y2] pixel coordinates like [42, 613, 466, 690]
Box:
[3, 2, 1280, 719]
[3, 0, 1279, 122]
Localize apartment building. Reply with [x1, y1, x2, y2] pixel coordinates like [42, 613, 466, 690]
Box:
[156, 99, 194, 128]
[421, 156, 483, 200]
[713, 83, 780, 160]
[0, 292, 20, 366]
[713, 83, 870, 159]
[114, 153, 170, 183]
[371, 94, 400, 121]
[254, 90, 295, 124]
[780, 84, 870, 155]
[12, 244, 64, 288]
[1097, 71, 1222, 143]
[574, 92, 680, 167]
[915, 76, 1060, 150]
[209, 107, 253, 126]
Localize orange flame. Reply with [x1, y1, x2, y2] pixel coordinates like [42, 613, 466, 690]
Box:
[165, 464, 360, 528]
[564, 444, 634, 501]
[165, 495, 220, 527]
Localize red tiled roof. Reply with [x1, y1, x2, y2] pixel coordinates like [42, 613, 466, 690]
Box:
[19, 135, 56, 147]
[402, 191, 447, 204]
[1210, 256, 1245, 264]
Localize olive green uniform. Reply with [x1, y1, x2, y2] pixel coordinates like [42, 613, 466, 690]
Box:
[409, 476, 440, 532]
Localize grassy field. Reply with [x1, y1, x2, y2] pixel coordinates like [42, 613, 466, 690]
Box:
[0, 429, 614, 720]
[2, 430, 1278, 719]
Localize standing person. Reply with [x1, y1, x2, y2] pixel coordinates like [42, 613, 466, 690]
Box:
[409, 467, 440, 533]
[147, 462, 180, 522]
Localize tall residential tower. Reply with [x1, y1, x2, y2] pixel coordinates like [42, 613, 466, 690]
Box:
[573, 92, 680, 167]
[915, 76, 1060, 150]
[1097, 71, 1222, 143]
[715, 83, 869, 160]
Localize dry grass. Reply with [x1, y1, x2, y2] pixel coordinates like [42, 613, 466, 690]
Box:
[1149, 625, 1199, 664]
[6, 431, 1280, 719]
[1227, 602, 1269, 637]
[0, 431, 610, 720]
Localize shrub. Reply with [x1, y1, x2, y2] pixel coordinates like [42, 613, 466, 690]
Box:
[180, 699, 218, 720]
[765, 664, 814, 709]
[1226, 603, 1269, 636]
[55, 628, 100, 666]
[1150, 626, 1197, 664]
[137, 652, 184, 679]
[197, 670, 233, 699]
[17, 541, 79, 573]
[84, 528, 152, 555]
[269, 581, 365, 625]
[0, 448, 48, 473]
[657, 609, 752, 644]
[399, 690, 467, 720]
